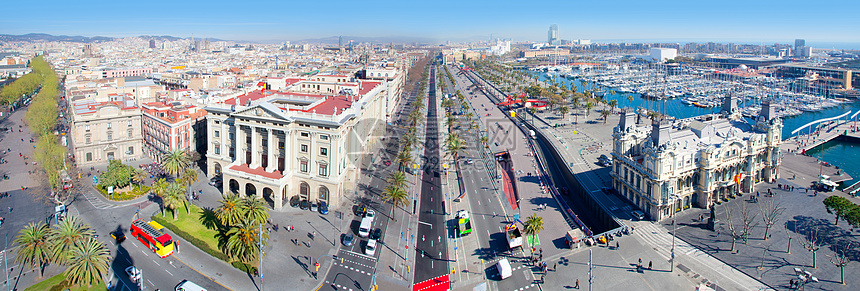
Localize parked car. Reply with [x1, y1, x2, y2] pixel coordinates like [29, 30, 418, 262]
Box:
[310, 203, 318, 212]
[300, 200, 310, 210]
[342, 233, 355, 246]
[319, 201, 329, 215]
[364, 209, 375, 220]
[208, 176, 222, 186]
[370, 228, 382, 242]
[631, 210, 645, 221]
[354, 204, 367, 216]
[465, 159, 474, 164]
[290, 196, 300, 208]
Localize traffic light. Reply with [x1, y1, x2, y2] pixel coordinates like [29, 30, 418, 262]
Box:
[315, 262, 320, 272]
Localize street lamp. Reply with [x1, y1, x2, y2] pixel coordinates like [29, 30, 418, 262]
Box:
[670, 194, 680, 272]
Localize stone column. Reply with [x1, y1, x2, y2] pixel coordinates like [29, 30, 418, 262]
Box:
[236, 124, 246, 164]
[250, 127, 260, 168]
[220, 121, 227, 160]
[282, 130, 291, 172]
[274, 184, 284, 209]
[266, 129, 275, 172]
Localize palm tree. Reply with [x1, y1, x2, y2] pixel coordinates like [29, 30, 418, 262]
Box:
[63, 237, 110, 287]
[600, 110, 612, 124]
[523, 214, 545, 250]
[387, 171, 408, 189]
[585, 102, 595, 117]
[131, 169, 147, 190]
[445, 136, 467, 163]
[608, 100, 618, 112]
[445, 116, 456, 131]
[627, 94, 634, 107]
[396, 150, 412, 171]
[558, 106, 569, 119]
[480, 135, 489, 148]
[14, 222, 52, 277]
[161, 182, 187, 220]
[242, 195, 270, 225]
[179, 168, 199, 214]
[648, 111, 660, 121]
[161, 150, 190, 177]
[224, 217, 268, 264]
[401, 131, 417, 149]
[381, 186, 409, 221]
[571, 95, 581, 109]
[49, 216, 95, 265]
[216, 193, 244, 227]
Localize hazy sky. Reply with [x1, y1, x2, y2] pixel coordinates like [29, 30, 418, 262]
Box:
[2, 0, 859, 45]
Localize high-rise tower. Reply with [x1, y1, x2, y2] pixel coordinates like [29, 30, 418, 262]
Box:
[548, 24, 558, 45]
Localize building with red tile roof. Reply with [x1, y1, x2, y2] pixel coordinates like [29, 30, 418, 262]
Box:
[141, 100, 207, 161]
[204, 69, 406, 209]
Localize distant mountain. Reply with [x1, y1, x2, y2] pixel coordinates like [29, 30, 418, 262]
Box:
[0, 33, 114, 43]
[137, 35, 225, 42]
[298, 35, 438, 45]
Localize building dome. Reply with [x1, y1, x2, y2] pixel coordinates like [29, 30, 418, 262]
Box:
[737, 64, 748, 70]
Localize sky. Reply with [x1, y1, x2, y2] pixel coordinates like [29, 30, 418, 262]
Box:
[2, 0, 859, 47]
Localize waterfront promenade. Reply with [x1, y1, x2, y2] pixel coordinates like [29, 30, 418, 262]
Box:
[786, 118, 860, 154]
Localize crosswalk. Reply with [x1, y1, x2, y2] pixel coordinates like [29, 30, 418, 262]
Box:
[632, 222, 698, 261]
[80, 190, 139, 210]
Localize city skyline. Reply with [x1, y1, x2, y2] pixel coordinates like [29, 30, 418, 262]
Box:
[2, 0, 859, 47]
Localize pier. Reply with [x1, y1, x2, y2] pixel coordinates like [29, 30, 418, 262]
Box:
[787, 118, 860, 153]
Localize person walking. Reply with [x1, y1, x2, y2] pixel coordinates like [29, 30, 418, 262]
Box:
[648, 261, 652, 270]
[575, 279, 579, 289]
[638, 258, 642, 267]
[553, 263, 557, 271]
[616, 241, 620, 250]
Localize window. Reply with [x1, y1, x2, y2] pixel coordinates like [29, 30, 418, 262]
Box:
[300, 160, 308, 173]
[214, 147, 220, 155]
[320, 147, 328, 156]
[85, 125, 90, 132]
[300, 132, 309, 137]
[86, 152, 92, 161]
[214, 130, 220, 138]
[128, 120, 132, 127]
[279, 141, 284, 149]
[301, 144, 308, 153]
[319, 163, 328, 176]
[85, 134, 91, 144]
[320, 135, 329, 140]
[107, 122, 112, 129]
[128, 146, 134, 154]
[127, 129, 133, 138]
[107, 131, 113, 141]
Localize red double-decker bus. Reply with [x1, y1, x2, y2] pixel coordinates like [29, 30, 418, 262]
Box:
[130, 219, 174, 258]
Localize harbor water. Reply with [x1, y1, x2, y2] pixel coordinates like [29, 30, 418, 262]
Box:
[526, 71, 860, 187]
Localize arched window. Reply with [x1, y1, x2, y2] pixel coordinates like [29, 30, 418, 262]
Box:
[300, 182, 310, 198]
[319, 186, 329, 200]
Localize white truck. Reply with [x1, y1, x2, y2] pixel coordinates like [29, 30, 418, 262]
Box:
[505, 224, 523, 249]
[497, 258, 512, 279]
[529, 130, 535, 139]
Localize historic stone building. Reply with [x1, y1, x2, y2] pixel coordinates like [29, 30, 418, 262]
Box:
[611, 96, 782, 221]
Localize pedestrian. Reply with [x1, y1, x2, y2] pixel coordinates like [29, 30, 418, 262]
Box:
[553, 263, 557, 271]
[540, 248, 543, 255]
[648, 261, 652, 270]
[575, 279, 579, 289]
[616, 241, 619, 250]
[638, 258, 642, 267]
[716, 229, 721, 237]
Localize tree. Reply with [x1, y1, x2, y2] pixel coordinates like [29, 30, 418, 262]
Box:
[823, 196, 855, 226]
[758, 198, 785, 240]
[600, 110, 611, 124]
[738, 202, 759, 244]
[584, 102, 595, 117]
[608, 100, 618, 112]
[627, 94, 634, 107]
[152, 178, 170, 216]
[49, 216, 95, 266]
[799, 223, 823, 268]
[396, 150, 413, 171]
[161, 150, 190, 178]
[242, 195, 270, 226]
[161, 182, 187, 220]
[131, 168, 147, 189]
[63, 237, 111, 287]
[223, 217, 268, 264]
[381, 186, 409, 221]
[723, 205, 741, 252]
[558, 106, 569, 119]
[445, 136, 467, 163]
[829, 241, 853, 284]
[480, 136, 489, 148]
[523, 214, 544, 250]
[216, 193, 244, 227]
[387, 171, 407, 190]
[14, 222, 52, 277]
[179, 168, 199, 214]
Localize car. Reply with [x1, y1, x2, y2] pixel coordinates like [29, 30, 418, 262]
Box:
[370, 228, 382, 241]
[110, 230, 126, 243]
[599, 154, 609, 161]
[290, 196, 300, 208]
[465, 159, 474, 165]
[125, 266, 142, 283]
[456, 210, 470, 219]
[175, 280, 207, 291]
[208, 175, 222, 186]
[631, 210, 645, 221]
[383, 160, 391, 166]
[342, 233, 355, 246]
[300, 199, 310, 210]
[319, 201, 329, 215]
[354, 204, 367, 216]
[365, 239, 378, 256]
[310, 203, 318, 212]
[364, 209, 375, 220]
[601, 187, 613, 194]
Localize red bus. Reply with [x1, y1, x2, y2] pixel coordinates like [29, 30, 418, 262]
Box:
[130, 219, 174, 258]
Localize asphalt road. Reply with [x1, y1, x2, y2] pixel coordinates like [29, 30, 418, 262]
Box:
[442, 64, 539, 291]
[412, 64, 449, 284]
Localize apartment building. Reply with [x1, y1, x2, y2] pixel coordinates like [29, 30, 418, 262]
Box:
[611, 97, 782, 221]
[70, 96, 145, 166]
[141, 101, 207, 161]
[204, 73, 402, 209]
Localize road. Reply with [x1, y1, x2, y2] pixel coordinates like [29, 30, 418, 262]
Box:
[439, 64, 539, 291]
[412, 63, 449, 284]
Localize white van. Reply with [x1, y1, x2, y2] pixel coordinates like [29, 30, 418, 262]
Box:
[175, 280, 206, 291]
[358, 217, 373, 237]
[497, 258, 512, 279]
